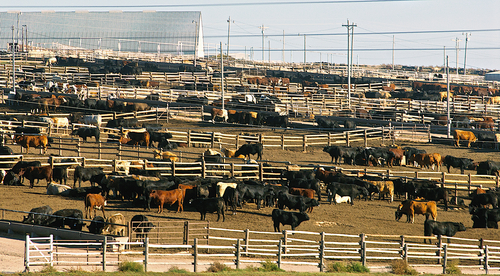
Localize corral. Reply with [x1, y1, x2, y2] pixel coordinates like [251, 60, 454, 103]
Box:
[1, 53, 500, 273]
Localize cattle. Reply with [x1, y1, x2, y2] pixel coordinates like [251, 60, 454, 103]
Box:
[87, 216, 106, 234]
[236, 183, 272, 210]
[149, 189, 184, 213]
[217, 182, 238, 198]
[106, 118, 140, 128]
[362, 178, 394, 202]
[470, 207, 500, 229]
[52, 166, 69, 186]
[3, 170, 21, 186]
[7, 160, 38, 176]
[395, 200, 437, 223]
[477, 160, 500, 176]
[190, 197, 226, 222]
[14, 135, 49, 154]
[439, 91, 453, 102]
[222, 186, 239, 215]
[71, 127, 100, 142]
[18, 165, 53, 188]
[388, 148, 405, 166]
[82, 114, 102, 127]
[12, 126, 40, 135]
[277, 191, 320, 213]
[271, 209, 309, 232]
[323, 145, 362, 165]
[46, 209, 85, 231]
[443, 155, 474, 174]
[22, 205, 53, 225]
[453, 129, 477, 148]
[210, 108, 228, 123]
[149, 131, 173, 148]
[126, 102, 150, 112]
[424, 220, 466, 244]
[476, 117, 495, 131]
[123, 130, 151, 148]
[46, 182, 71, 195]
[364, 147, 395, 167]
[74, 166, 104, 188]
[221, 148, 245, 159]
[288, 178, 322, 201]
[153, 150, 179, 162]
[326, 183, 369, 205]
[344, 120, 356, 129]
[289, 188, 317, 212]
[130, 214, 155, 241]
[41, 117, 69, 132]
[316, 116, 340, 129]
[85, 193, 107, 219]
[263, 115, 288, 128]
[234, 143, 263, 160]
[488, 96, 500, 105]
[102, 213, 126, 236]
[314, 167, 339, 184]
[403, 147, 426, 166]
[470, 193, 499, 209]
[416, 186, 449, 211]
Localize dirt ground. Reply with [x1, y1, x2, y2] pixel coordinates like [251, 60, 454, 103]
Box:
[2, 115, 500, 244]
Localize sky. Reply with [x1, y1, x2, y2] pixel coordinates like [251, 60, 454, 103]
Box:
[1, 0, 500, 71]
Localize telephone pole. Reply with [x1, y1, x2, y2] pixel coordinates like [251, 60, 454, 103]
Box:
[258, 25, 268, 62]
[463, 32, 471, 75]
[343, 19, 356, 109]
[453, 37, 461, 77]
[226, 17, 233, 58]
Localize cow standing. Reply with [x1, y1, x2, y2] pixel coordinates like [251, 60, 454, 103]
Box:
[85, 193, 107, 219]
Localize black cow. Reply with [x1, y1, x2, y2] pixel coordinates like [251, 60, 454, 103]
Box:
[46, 209, 85, 231]
[276, 192, 319, 213]
[130, 214, 155, 240]
[344, 120, 356, 129]
[105, 118, 140, 128]
[469, 193, 499, 209]
[53, 166, 69, 186]
[73, 166, 104, 188]
[263, 115, 288, 128]
[424, 220, 466, 244]
[13, 126, 40, 135]
[149, 131, 173, 148]
[87, 216, 106, 234]
[0, 145, 14, 167]
[71, 127, 100, 142]
[190, 197, 225, 222]
[364, 147, 395, 167]
[477, 160, 500, 176]
[11, 161, 42, 184]
[316, 116, 340, 129]
[323, 146, 363, 165]
[222, 186, 239, 214]
[326, 183, 369, 205]
[329, 174, 379, 199]
[271, 209, 309, 232]
[3, 170, 21, 186]
[393, 178, 418, 199]
[234, 143, 263, 160]
[416, 187, 449, 211]
[403, 147, 426, 166]
[236, 183, 271, 210]
[22, 205, 53, 225]
[443, 155, 474, 174]
[470, 207, 500, 229]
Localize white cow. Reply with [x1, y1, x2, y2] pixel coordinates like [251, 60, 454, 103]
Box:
[217, 182, 238, 198]
[82, 114, 102, 127]
[47, 183, 72, 195]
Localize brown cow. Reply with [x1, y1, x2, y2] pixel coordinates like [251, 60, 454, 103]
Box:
[488, 96, 500, 105]
[178, 183, 197, 203]
[395, 200, 437, 223]
[211, 108, 228, 123]
[85, 193, 107, 219]
[314, 167, 338, 184]
[424, 153, 442, 171]
[290, 187, 316, 212]
[14, 135, 49, 154]
[476, 117, 495, 131]
[388, 148, 405, 166]
[18, 165, 53, 188]
[153, 150, 179, 162]
[453, 129, 477, 148]
[36, 96, 67, 113]
[125, 130, 151, 148]
[149, 189, 184, 213]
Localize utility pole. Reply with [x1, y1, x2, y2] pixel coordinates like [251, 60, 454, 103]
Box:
[463, 32, 471, 75]
[392, 35, 395, 70]
[192, 20, 198, 69]
[220, 42, 224, 110]
[258, 25, 268, 62]
[453, 37, 461, 77]
[268, 40, 271, 62]
[343, 19, 356, 109]
[11, 25, 16, 95]
[446, 56, 450, 139]
[226, 17, 233, 58]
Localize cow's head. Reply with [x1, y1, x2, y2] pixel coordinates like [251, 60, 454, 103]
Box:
[297, 212, 310, 222]
[455, 222, 466, 231]
[309, 199, 320, 207]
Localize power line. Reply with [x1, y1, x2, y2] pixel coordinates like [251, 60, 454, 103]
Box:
[0, 0, 418, 9]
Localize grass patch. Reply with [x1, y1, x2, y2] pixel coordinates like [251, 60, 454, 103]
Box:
[168, 266, 189, 273]
[118, 261, 144, 272]
[40, 264, 57, 273]
[391, 260, 418, 275]
[327, 262, 347, 273]
[259, 260, 284, 272]
[446, 260, 462, 274]
[207, 261, 232, 272]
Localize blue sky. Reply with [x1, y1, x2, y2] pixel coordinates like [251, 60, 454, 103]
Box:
[2, 0, 499, 70]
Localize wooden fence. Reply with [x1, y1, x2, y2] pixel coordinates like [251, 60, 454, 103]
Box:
[24, 229, 500, 273]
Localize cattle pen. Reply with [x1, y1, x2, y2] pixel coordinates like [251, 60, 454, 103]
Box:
[19, 227, 500, 274]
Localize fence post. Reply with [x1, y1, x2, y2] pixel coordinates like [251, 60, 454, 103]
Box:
[442, 243, 448, 274]
[437, 235, 443, 264]
[184, 221, 190, 245]
[24, 234, 30, 273]
[201, 160, 206, 178]
[156, 107, 159, 124]
[319, 232, 325, 272]
[58, 137, 62, 156]
[281, 135, 285, 150]
[49, 234, 54, 267]
[102, 236, 107, 272]
[144, 237, 149, 272]
[172, 160, 176, 177]
[403, 243, 408, 263]
[328, 133, 332, 146]
[193, 238, 198, 273]
[77, 139, 81, 157]
[479, 238, 484, 265]
[283, 230, 288, 253]
[346, 132, 350, 147]
[231, 163, 235, 178]
[211, 132, 215, 148]
[364, 129, 368, 147]
[302, 135, 307, 153]
[359, 233, 365, 265]
[277, 239, 282, 270]
[484, 245, 489, 274]
[187, 130, 192, 147]
[244, 229, 249, 254]
[236, 134, 240, 149]
[235, 239, 241, 269]
[259, 163, 264, 182]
